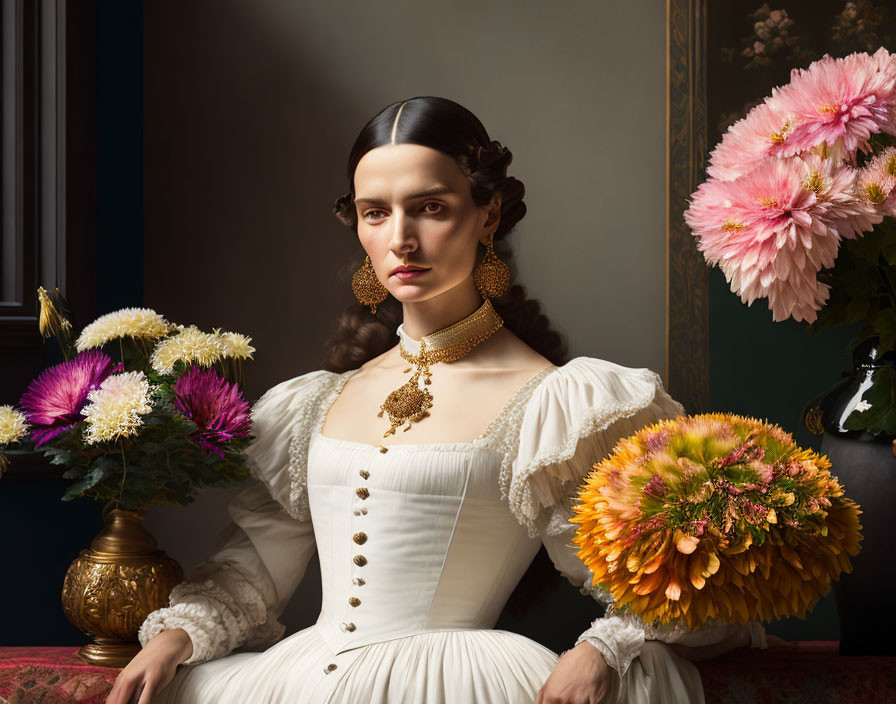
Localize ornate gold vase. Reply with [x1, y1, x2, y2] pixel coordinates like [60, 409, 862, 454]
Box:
[61, 507, 184, 667]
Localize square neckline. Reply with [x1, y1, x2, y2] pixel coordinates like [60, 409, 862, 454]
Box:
[314, 363, 559, 453]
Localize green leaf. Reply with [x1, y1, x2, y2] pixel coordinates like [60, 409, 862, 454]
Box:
[874, 309, 896, 356]
[62, 467, 85, 480]
[881, 235, 896, 266]
[847, 296, 870, 324]
[62, 461, 112, 501]
[848, 232, 883, 265]
[140, 441, 164, 455]
[42, 446, 73, 464]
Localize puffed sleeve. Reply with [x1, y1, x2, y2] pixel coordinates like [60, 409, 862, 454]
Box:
[137, 370, 335, 665]
[504, 357, 767, 679]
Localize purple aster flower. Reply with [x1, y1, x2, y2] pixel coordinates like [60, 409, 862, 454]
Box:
[173, 367, 251, 456]
[19, 349, 118, 446]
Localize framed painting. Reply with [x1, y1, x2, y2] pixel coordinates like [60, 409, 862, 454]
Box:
[665, 0, 896, 413]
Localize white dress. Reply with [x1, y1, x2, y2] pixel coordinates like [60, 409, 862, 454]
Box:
[139, 356, 767, 704]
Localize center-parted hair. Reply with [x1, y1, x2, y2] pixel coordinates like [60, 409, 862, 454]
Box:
[324, 96, 567, 371]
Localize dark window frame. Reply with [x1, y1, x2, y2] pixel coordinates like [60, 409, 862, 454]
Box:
[1, 0, 96, 473]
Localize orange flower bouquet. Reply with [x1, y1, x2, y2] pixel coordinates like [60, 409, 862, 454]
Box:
[570, 413, 863, 630]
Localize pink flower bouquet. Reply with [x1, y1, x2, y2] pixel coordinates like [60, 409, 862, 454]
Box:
[0, 288, 258, 510]
[684, 47, 896, 332]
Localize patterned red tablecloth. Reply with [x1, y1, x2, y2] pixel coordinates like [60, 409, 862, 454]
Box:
[0, 647, 120, 704]
[697, 640, 896, 703]
[2, 642, 895, 703]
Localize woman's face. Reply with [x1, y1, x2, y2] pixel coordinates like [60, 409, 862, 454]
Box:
[353, 143, 500, 304]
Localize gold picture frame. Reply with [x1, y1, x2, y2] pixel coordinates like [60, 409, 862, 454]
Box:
[666, 0, 709, 413]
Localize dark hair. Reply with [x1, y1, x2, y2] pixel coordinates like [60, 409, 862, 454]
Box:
[323, 96, 567, 372]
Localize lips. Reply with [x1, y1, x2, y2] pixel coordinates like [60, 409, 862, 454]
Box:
[390, 264, 430, 278]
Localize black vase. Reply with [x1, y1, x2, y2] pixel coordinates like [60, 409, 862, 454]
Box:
[808, 337, 896, 656]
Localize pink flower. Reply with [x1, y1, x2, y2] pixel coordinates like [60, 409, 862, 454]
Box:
[644, 474, 669, 499]
[173, 367, 251, 456]
[856, 146, 896, 216]
[799, 152, 883, 238]
[749, 459, 775, 485]
[685, 156, 846, 323]
[19, 349, 118, 445]
[643, 428, 670, 454]
[707, 101, 795, 181]
[772, 48, 896, 156]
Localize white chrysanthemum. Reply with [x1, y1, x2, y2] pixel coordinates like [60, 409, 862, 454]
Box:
[80, 372, 153, 445]
[0, 405, 29, 444]
[76, 307, 172, 352]
[149, 325, 224, 375]
[216, 331, 255, 360]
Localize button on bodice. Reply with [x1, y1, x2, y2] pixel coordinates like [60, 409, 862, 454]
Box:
[308, 434, 543, 656]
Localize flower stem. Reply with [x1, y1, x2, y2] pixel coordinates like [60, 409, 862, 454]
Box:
[134, 338, 144, 368]
[56, 331, 70, 362]
[119, 443, 128, 508]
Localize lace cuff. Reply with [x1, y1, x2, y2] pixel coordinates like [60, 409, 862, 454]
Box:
[138, 600, 223, 665]
[138, 561, 276, 665]
[636, 611, 766, 650]
[573, 609, 767, 678]
[575, 614, 646, 679]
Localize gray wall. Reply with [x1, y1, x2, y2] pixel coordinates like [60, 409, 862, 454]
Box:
[142, 0, 667, 634]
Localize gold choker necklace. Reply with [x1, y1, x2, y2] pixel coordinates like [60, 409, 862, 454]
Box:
[378, 300, 504, 437]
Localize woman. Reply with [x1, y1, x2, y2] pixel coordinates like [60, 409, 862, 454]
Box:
[109, 96, 767, 704]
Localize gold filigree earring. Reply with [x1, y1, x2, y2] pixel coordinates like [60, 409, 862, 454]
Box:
[352, 255, 388, 314]
[473, 232, 510, 299]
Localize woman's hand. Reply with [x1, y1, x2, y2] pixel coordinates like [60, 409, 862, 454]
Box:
[107, 628, 193, 704]
[535, 640, 613, 704]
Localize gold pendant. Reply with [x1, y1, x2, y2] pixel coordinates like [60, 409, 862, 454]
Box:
[379, 300, 503, 438]
[377, 371, 433, 437]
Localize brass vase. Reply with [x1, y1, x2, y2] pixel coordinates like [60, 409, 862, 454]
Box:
[61, 507, 184, 667]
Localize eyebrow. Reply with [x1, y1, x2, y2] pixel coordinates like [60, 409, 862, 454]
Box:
[354, 185, 454, 206]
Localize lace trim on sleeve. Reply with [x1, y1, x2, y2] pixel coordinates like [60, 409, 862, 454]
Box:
[276, 370, 351, 521]
[183, 570, 285, 652]
[244, 453, 267, 491]
[242, 372, 331, 520]
[509, 366, 684, 539]
[524, 366, 665, 471]
[138, 560, 276, 665]
[528, 371, 673, 539]
[579, 570, 615, 607]
[574, 609, 766, 678]
[575, 614, 646, 679]
[473, 364, 560, 500]
[138, 600, 224, 665]
[608, 601, 768, 649]
[167, 579, 244, 654]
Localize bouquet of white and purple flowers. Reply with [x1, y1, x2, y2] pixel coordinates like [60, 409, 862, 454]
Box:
[0, 287, 257, 511]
